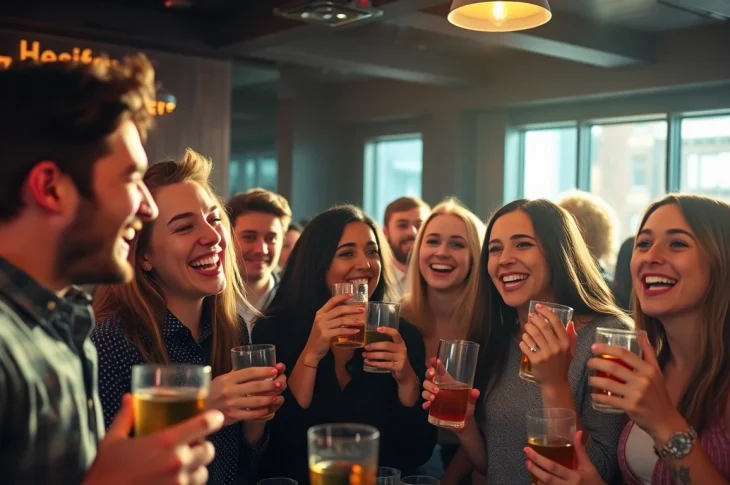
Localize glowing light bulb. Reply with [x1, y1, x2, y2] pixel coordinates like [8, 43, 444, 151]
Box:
[491, 1, 508, 26]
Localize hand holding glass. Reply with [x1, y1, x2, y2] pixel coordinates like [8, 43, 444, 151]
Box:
[364, 301, 400, 373]
[427, 339, 479, 429]
[332, 282, 368, 348]
[520, 301, 574, 383]
[131, 364, 211, 437]
[525, 408, 577, 485]
[231, 344, 277, 421]
[592, 327, 644, 413]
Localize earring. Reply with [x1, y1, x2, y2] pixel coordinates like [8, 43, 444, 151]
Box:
[142, 264, 152, 272]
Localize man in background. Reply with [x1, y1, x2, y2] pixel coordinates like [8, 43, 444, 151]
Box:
[383, 196, 431, 299]
[227, 188, 292, 336]
[0, 55, 222, 485]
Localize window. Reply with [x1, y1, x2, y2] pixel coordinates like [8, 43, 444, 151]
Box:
[680, 115, 730, 201]
[229, 153, 278, 196]
[522, 127, 578, 201]
[363, 134, 423, 224]
[589, 121, 667, 242]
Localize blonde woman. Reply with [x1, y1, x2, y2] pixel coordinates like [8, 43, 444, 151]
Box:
[92, 149, 287, 485]
[400, 198, 486, 483]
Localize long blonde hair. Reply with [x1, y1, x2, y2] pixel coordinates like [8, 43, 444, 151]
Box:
[94, 148, 252, 376]
[634, 194, 730, 431]
[401, 198, 486, 338]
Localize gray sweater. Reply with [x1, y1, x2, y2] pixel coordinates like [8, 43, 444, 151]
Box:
[479, 315, 629, 484]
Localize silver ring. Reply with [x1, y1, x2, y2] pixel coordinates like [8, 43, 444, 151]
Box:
[529, 346, 539, 353]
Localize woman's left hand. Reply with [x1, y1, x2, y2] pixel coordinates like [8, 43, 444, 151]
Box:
[520, 304, 578, 388]
[588, 334, 687, 440]
[362, 327, 415, 384]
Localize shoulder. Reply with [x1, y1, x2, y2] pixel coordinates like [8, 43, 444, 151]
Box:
[399, 318, 424, 342]
[252, 312, 291, 344]
[90, 316, 141, 362]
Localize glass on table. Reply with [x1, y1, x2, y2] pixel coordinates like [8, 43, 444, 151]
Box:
[520, 301, 574, 383]
[364, 301, 400, 373]
[131, 364, 211, 437]
[332, 282, 368, 348]
[375, 467, 401, 485]
[231, 344, 277, 421]
[308, 423, 379, 485]
[525, 408, 577, 485]
[592, 327, 645, 414]
[427, 339, 479, 430]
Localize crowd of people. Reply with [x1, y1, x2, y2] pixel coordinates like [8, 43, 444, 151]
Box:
[1, 54, 729, 485]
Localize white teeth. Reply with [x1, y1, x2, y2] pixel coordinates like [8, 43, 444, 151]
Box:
[349, 278, 368, 284]
[502, 274, 527, 283]
[431, 264, 454, 271]
[191, 254, 220, 268]
[122, 227, 136, 242]
[644, 276, 677, 285]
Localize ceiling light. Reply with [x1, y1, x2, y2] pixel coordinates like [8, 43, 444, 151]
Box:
[447, 0, 552, 32]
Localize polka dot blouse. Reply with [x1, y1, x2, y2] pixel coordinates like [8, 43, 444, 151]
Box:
[91, 310, 266, 485]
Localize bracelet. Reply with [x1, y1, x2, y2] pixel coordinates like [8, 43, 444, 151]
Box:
[300, 361, 318, 369]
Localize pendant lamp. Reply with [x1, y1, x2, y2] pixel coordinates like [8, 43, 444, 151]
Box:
[447, 0, 552, 32]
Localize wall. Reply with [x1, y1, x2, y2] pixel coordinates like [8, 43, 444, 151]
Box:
[331, 24, 730, 219]
[0, 29, 232, 192]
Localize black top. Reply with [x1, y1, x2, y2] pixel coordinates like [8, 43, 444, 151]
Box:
[0, 258, 102, 485]
[252, 312, 436, 484]
[91, 310, 266, 485]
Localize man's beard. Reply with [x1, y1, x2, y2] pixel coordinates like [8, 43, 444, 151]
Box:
[390, 238, 414, 266]
[55, 198, 132, 286]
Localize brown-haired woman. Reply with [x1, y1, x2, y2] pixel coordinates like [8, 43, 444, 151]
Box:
[422, 199, 631, 484]
[91, 149, 287, 485]
[525, 194, 730, 485]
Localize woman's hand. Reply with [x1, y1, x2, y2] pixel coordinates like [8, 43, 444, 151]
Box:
[520, 304, 577, 389]
[300, 293, 365, 367]
[362, 327, 413, 382]
[421, 358, 480, 432]
[208, 366, 285, 426]
[588, 334, 687, 441]
[524, 431, 605, 485]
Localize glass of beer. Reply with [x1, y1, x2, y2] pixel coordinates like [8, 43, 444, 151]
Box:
[308, 423, 379, 485]
[592, 327, 645, 413]
[332, 281, 368, 348]
[376, 468, 401, 485]
[427, 339, 480, 429]
[364, 301, 400, 373]
[401, 477, 440, 485]
[131, 364, 211, 437]
[519, 301, 574, 383]
[525, 408, 577, 485]
[231, 344, 277, 421]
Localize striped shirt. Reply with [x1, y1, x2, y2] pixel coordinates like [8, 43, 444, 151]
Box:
[0, 258, 103, 485]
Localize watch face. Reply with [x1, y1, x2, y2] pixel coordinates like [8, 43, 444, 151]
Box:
[669, 434, 691, 454]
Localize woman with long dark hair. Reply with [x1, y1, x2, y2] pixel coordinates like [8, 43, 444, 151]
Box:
[422, 199, 630, 484]
[253, 204, 436, 484]
[525, 194, 730, 484]
[613, 237, 635, 311]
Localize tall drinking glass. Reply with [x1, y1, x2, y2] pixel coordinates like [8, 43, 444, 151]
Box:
[364, 302, 400, 373]
[525, 408, 577, 485]
[592, 327, 645, 413]
[332, 282, 368, 348]
[427, 340, 479, 429]
[308, 423, 379, 485]
[131, 364, 211, 437]
[376, 467, 401, 485]
[520, 301, 574, 383]
[231, 344, 277, 421]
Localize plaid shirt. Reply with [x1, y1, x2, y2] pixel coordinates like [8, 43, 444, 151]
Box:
[0, 258, 103, 485]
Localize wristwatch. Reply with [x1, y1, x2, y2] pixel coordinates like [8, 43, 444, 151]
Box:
[653, 427, 698, 460]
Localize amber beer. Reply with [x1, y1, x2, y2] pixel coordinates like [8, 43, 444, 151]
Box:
[334, 300, 366, 348]
[520, 353, 534, 382]
[595, 354, 632, 395]
[309, 460, 376, 485]
[132, 387, 207, 437]
[592, 328, 644, 413]
[428, 383, 470, 427]
[364, 330, 392, 345]
[527, 436, 576, 485]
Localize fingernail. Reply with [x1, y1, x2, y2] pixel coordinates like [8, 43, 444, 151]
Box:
[275, 381, 282, 388]
[377, 327, 384, 332]
[271, 368, 278, 375]
[523, 447, 530, 454]
[272, 396, 279, 403]
[528, 312, 535, 318]
[433, 387, 439, 393]
[358, 307, 366, 312]
[207, 410, 224, 428]
[591, 344, 598, 351]
[364, 345, 371, 350]
[536, 304, 543, 309]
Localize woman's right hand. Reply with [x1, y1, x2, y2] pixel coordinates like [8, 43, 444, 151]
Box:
[421, 357, 480, 432]
[208, 366, 284, 426]
[523, 430, 605, 485]
[300, 293, 366, 366]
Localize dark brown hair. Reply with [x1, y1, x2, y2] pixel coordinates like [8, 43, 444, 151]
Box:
[226, 188, 292, 232]
[470, 199, 628, 418]
[0, 54, 156, 221]
[634, 194, 730, 431]
[383, 196, 430, 228]
[94, 149, 247, 377]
